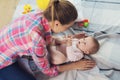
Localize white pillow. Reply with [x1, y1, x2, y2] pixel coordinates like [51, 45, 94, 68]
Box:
[91, 34, 120, 70]
[68, 0, 84, 21]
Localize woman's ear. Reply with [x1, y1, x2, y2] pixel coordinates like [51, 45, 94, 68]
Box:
[54, 20, 61, 27]
[51, 20, 61, 33]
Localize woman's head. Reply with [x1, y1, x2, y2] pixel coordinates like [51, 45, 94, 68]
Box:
[43, 0, 78, 33]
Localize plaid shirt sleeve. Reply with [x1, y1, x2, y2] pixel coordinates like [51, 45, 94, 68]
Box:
[41, 18, 52, 45]
[30, 18, 58, 77]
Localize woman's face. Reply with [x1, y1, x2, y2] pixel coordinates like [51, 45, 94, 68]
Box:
[50, 20, 74, 33]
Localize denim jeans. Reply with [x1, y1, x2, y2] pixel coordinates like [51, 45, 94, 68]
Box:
[0, 62, 36, 80]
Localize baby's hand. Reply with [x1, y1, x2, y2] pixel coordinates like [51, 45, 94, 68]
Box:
[49, 38, 56, 46]
[63, 35, 72, 46]
[66, 38, 72, 46]
[74, 59, 96, 70]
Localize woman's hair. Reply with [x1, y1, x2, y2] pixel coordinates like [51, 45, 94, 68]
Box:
[43, 0, 78, 25]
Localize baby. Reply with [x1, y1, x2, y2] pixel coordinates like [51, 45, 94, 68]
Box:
[48, 35, 100, 65]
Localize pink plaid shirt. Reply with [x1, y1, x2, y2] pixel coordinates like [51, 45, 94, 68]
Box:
[0, 11, 58, 76]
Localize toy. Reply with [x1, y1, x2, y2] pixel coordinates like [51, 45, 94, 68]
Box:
[36, 0, 50, 11]
[22, 4, 34, 14]
[78, 19, 89, 28]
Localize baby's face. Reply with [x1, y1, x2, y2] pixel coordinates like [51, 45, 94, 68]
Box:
[77, 36, 95, 54]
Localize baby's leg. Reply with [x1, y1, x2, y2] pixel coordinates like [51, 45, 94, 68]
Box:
[51, 52, 66, 65]
[49, 46, 67, 65]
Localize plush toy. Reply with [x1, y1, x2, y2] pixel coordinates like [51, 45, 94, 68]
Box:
[22, 4, 34, 14]
[78, 19, 89, 28]
[36, 0, 50, 11]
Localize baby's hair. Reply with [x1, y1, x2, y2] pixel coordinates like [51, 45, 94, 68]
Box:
[43, 0, 78, 26]
[90, 37, 100, 54]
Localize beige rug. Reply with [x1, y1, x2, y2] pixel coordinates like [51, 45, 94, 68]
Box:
[0, 0, 19, 28]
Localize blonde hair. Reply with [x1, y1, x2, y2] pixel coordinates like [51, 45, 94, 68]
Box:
[43, 0, 78, 25]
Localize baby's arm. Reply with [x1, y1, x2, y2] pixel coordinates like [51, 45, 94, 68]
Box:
[52, 36, 67, 45]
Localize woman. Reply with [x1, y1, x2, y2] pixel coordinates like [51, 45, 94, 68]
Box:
[0, 0, 95, 79]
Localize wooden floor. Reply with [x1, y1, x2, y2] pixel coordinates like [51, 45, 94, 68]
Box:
[0, 0, 19, 28]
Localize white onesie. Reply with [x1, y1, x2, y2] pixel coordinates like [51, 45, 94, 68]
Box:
[66, 39, 84, 62]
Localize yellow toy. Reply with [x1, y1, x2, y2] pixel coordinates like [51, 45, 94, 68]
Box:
[22, 4, 33, 14]
[36, 0, 50, 11]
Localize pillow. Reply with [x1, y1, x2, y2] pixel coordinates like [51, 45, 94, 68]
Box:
[91, 33, 120, 70]
[68, 0, 84, 21]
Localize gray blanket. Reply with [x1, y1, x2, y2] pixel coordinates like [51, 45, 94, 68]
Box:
[18, 31, 120, 80]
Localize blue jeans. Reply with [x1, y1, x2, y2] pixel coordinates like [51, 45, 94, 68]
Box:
[0, 62, 36, 80]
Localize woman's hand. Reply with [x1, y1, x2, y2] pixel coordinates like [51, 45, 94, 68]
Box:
[74, 59, 96, 70]
[57, 59, 96, 72]
[72, 32, 87, 39]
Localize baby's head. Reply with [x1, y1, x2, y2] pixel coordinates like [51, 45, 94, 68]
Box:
[77, 36, 100, 54]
